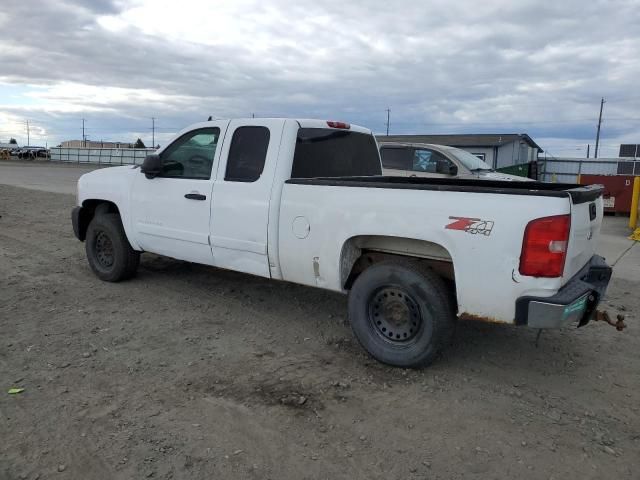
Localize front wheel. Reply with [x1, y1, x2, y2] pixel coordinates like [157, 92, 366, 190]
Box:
[85, 213, 140, 282]
[348, 260, 455, 368]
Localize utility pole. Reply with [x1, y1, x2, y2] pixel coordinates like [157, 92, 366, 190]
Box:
[26, 120, 30, 146]
[594, 98, 605, 158]
[82, 118, 86, 147]
[151, 117, 156, 149]
[586, 144, 590, 158]
[385, 108, 391, 136]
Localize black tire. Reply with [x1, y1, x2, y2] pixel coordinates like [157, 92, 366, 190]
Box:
[348, 260, 455, 368]
[85, 213, 140, 282]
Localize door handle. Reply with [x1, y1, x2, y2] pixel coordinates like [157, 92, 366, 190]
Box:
[184, 193, 207, 200]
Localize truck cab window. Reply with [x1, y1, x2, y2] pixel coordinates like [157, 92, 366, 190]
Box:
[160, 128, 219, 179]
[380, 148, 412, 170]
[225, 126, 270, 182]
[413, 149, 454, 174]
[292, 128, 381, 178]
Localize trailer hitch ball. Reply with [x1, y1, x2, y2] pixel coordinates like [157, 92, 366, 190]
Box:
[595, 310, 627, 331]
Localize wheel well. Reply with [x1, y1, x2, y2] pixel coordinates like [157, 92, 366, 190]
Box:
[77, 200, 120, 241]
[340, 236, 457, 309]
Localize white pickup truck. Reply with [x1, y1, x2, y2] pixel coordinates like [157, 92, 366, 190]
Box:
[72, 118, 612, 367]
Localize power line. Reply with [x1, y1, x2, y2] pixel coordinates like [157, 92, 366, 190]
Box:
[387, 116, 640, 128]
[9, 112, 640, 135]
[28, 116, 640, 131]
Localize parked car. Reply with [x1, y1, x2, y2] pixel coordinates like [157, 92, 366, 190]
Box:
[17, 146, 49, 159]
[380, 142, 531, 181]
[72, 118, 610, 367]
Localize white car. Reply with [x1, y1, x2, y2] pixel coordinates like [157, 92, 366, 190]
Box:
[72, 118, 611, 367]
[380, 142, 532, 181]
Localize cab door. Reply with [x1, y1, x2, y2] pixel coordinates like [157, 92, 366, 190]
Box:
[210, 119, 284, 278]
[130, 122, 229, 264]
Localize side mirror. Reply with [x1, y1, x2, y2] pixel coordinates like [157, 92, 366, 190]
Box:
[141, 154, 162, 179]
[449, 164, 458, 176]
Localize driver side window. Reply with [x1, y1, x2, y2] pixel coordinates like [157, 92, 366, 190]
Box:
[160, 128, 220, 179]
[413, 149, 454, 175]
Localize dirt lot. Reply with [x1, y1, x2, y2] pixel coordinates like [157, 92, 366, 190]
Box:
[1, 184, 639, 480]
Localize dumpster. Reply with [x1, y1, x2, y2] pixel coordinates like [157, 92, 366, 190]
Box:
[579, 174, 637, 214]
[497, 161, 538, 180]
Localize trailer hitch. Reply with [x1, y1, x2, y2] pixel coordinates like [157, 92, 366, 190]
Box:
[594, 310, 627, 331]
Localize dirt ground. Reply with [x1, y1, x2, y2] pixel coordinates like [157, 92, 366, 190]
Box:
[1, 184, 639, 480]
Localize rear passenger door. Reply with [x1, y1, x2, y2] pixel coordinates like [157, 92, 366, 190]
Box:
[210, 119, 284, 278]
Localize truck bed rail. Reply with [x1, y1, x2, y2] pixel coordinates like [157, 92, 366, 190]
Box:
[286, 176, 604, 204]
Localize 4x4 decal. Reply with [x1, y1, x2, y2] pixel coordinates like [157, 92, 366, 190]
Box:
[446, 216, 494, 236]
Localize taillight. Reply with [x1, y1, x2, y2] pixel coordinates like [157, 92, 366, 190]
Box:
[519, 215, 570, 278]
[326, 121, 350, 129]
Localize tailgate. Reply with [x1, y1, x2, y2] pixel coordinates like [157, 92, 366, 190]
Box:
[563, 185, 604, 281]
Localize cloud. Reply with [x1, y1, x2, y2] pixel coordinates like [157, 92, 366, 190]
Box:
[0, 0, 638, 156]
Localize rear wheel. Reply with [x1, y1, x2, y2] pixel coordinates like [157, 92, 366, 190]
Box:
[85, 213, 140, 282]
[348, 260, 455, 367]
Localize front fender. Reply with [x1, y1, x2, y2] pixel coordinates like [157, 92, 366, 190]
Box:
[76, 166, 141, 250]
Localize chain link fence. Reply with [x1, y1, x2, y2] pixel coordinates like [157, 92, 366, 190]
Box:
[50, 147, 156, 165]
[538, 158, 640, 183]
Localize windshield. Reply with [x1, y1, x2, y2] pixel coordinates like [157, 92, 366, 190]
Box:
[442, 146, 492, 171]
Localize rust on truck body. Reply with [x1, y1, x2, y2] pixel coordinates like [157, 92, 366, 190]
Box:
[458, 312, 508, 325]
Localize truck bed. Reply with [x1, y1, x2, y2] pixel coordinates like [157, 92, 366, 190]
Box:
[286, 176, 604, 204]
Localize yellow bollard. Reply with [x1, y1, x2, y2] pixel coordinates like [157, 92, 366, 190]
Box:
[629, 176, 640, 230]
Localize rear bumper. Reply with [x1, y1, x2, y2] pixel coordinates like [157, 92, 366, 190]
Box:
[515, 255, 612, 328]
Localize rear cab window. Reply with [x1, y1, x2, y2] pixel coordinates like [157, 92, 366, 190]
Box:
[291, 128, 381, 178]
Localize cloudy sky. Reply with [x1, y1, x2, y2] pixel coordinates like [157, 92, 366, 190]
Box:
[1, 0, 639, 157]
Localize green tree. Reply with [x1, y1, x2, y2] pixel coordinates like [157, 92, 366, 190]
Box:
[9, 138, 17, 144]
[134, 138, 146, 148]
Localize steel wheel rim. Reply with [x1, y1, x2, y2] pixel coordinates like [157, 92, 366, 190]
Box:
[368, 287, 422, 344]
[95, 231, 114, 268]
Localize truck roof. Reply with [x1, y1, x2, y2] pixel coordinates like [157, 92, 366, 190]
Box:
[295, 119, 371, 134]
[185, 118, 372, 135]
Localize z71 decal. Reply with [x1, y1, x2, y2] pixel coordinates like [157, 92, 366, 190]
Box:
[446, 216, 494, 236]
